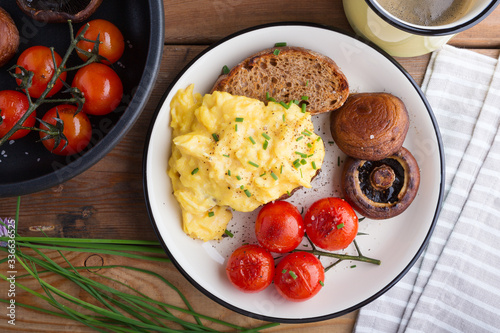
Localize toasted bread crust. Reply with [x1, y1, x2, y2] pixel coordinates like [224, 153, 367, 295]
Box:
[211, 46, 349, 114]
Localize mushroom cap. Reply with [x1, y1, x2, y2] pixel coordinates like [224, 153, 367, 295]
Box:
[341, 147, 420, 220]
[0, 7, 19, 67]
[16, 0, 103, 23]
[331, 92, 409, 161]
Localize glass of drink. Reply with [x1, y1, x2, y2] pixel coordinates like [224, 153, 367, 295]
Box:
[343, 0, 499, 57]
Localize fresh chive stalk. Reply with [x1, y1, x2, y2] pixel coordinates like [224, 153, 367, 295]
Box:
[0, 199, 280, 332]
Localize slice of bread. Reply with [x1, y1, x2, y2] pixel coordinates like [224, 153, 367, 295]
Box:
[210, 46, 349, 115]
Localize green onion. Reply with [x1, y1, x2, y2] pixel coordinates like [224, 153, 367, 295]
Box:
[191, 168, 199, 175]
[296, 136, 303, 141]
[337, 223, 345, 229]
[263, 140, 269, 150]
[0, 220, 282, 332]
[248, 136, 256, 144]
[235, 117, 244, 122]
[236, 175, 242, 180]
[301, 96, 309, 101]
[289, 271, 298, 279]
[223, 154, 230, 158]
[222, 65, 230, 74]
[235, 124, 238, 131]
[295, 151, 308, 158]
[270, 172, 278, 180]
[266, 92, 276, 102]
[351, 265, 357, 269]
[227, 170, 231, 176]
[312, 161, 317, 170]
[248, 161, 259, 168]
[212, 133, 219, 142]
[319, 280, 324, 287]
[273, 49, 280, 56]
[282, 269, 287, 274]
[301, 104, 307, 113]
[280, 165, 283, 174]
[300, 159, 307, 165]
[262, 133, 271, 140]
[282, 114, 286, 122]
[302, 129, 312, 136]
[260, 172, 266, 177]
[279, 101, 289, 109]
[224, 229, 234, 238]
[208, 211, 215, 217]
[274, 42, 287, 47]
[244, 189, 252, 197]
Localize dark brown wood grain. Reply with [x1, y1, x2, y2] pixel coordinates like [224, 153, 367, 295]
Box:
[1, 0, 499, 331]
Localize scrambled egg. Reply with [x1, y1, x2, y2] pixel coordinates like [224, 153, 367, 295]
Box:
[168, 84, 325, 241]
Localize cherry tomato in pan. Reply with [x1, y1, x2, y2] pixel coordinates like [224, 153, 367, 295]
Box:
[72, 63, 123, 115]
[15, 46, 67, 98]
[0, 90, 34, 140]
[304, 197, 358, 251]
[39, 104, 92, 156]
[226, 244, 275, 293]
[76, 19, 125, 65]
[274, 251, 325, 302]
[255, 200, 304, 253]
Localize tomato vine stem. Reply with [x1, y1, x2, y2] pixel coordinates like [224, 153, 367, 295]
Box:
[295, 235, 381, 267]
[0, 21, 99, 147]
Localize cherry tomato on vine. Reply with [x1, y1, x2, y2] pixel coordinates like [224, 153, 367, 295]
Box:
[226, 244, 275, 293]
[72, 63, 123, 115]
[39, 104, 92, 156]
[304, 197, 358, 251]
[76, 19, 125, 65]
[255, 200, 304, 253]
[15, 46, 67, 98]
[274, 251, 325, 302]
[0, 90, 34, 140]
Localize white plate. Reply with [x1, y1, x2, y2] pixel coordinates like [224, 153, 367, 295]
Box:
[143, 23, 444, 323]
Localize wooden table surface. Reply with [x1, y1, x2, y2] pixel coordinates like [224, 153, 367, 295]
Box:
[1, 1, 499, 332]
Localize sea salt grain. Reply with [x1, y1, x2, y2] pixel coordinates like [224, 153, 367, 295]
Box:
[370, 135, 374, 139]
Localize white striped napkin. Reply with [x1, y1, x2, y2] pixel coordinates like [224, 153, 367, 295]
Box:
[354, 45, 500, 333]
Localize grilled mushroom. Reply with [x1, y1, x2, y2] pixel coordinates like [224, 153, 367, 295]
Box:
[331, 92, 409, 161]
[0, 7, 19, 67]
[16, 0, 103, 23]
[341, 147, 420, 220]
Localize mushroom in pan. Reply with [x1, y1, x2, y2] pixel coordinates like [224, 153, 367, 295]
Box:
[331, 92, 409, 161]
[16, 0, 103, 23]
[0, 7, 19, 67]
[341, 147, 420, 220]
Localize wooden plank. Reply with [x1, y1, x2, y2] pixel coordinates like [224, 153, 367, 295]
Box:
[0, 249, 358, 332]
[164, 0, 500, 47]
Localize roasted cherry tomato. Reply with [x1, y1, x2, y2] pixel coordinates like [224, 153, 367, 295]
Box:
[255, 200, 304, 253]
[274, 251, 325, 302]
[76, 19, 125, 65]
[0, 90, 34, 140]
[15, 46, 67, 98]
[72, 63, 123, 115]
[304, 197, 358, 251]
[226, 244, 275, 293]
[39, 104, 92, 156]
